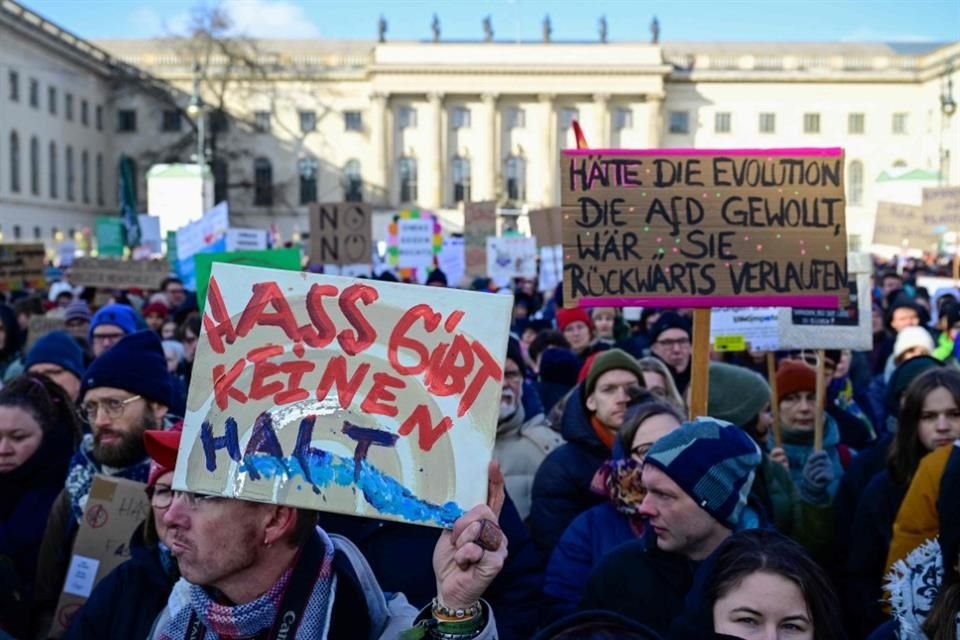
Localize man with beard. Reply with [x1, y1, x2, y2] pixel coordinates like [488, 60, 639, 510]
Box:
[31, 330, 174, 637]
[494, 338, 564, 522]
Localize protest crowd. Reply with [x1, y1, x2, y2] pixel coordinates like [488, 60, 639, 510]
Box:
[1, 247, 960, 640]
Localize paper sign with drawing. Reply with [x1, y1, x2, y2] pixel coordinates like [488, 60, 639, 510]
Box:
[174, 263, 513, 528]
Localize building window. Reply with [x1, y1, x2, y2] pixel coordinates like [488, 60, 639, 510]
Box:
[253, 157, 273, 206]
[162, 109, 182, 132]
[49, 142, 57, 198]
[117, 109, 137, 132]
[399, 156, 417, 203]
[892, 113, 908, 134]
[715, 112, 732, 133]
[759, 112, 776, 134]
[504, 155, 526, 202]
[209, 109, 228, 133]
[299, 110, 316, 133]
[65, 93, 73, 121]
[48, 86, 57, 115]
[344, 111, 363, 131]
[81, 150, 90, 203]
[33, 226, 41, 240]
[81, 100, 89, 126]
[452, 107, 471, 129]
[803, 113, 820, 134]
[613, 107, 633, 130]
[506, 107, 525, 129]
[8, 71, 18, 101]
[96, 105, 103, 131]
[96, 153, 104, 205]
[560, 108, 579, 129]
[669, 111, 690, 134]
[253, 111, 271, 133]
[848, 160, 864, 206]
[29, 136, 39, 195]
[29, 78, 38, 108]
[848, 113, 865, 134]
[213, 159, 229, 204]
[398, 106, 417, 129]
[298, 156, 318, 205]
[452, 156, 471, 203]
[344, 159, 362, 202]
[12, 225, 21, 240]
[66, 145, 75, 201]
[9, 131, 20, 193]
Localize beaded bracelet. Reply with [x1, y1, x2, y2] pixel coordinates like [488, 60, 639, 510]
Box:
[431, 597, 482, 621]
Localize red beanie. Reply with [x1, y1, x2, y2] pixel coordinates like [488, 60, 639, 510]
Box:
[557, 307, 592, 333]
[144, 423, 182, 487]
[775, 360, 817, 404]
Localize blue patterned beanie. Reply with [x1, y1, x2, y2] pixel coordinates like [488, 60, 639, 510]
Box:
[644, 417, 761, 528]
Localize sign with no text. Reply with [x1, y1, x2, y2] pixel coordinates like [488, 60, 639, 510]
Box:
[561, 148, 848, 309]
[175, 263, 513, 528]
[70, 257, 171, 290]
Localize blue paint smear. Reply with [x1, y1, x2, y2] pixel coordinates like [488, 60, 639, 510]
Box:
[239, 448, 464, 527]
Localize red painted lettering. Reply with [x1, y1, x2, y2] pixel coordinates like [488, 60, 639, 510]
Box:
[213, 358, 248, 410]
[398, 404, 453, 451]
[304, 284, 338, 348]
[337, 284, 379, 355]
[203, 276, 237, 354]
[316, 355, 369, 408]
[360, 371, 405, 417]
[388, 304, 441, 376]
[457, 340, 503, 417]
[426, 334, 473, 396]
[235, 282, 301, 341]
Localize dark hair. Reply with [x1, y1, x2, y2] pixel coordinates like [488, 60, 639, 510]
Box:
[160, 277, 184, 292]
[290, 508, 318, 548]
[922, 578, 960, 640]
[618, 397, 684, 454]
[177, 314, 201, 342]
[889, 368, 960, 486]
[529, 330, 570, 365]
[13, 295, 44, 318]
[879, 270, 903, 285]
[0, 375, 81, 444]
[705, 530, 845, 640]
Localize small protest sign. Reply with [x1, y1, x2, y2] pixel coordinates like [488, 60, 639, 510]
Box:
[226, 228, 269, 252]
[922, 186, 960, 229]
[528, 207, 563, 247]
[193, 247, 302, 312]
[463, 201, 497, 277]
[95, 217, 126, 257]
[175, 202, 229, 290]
[396, 218, 435, 268]
[69, 257, 171, 290]
[26, 316, 67, 351]
[175, 263, 513, 528]
[308, 203, 373, 268]
[710, 307, 780, 352]
[0, 243, 46, 292]
[486, 236, 537, 287]
[539, 245, 563, 293]
[561, 148, 848, 309]
[778, 272, 872, 350]
[872, 202, 936, 251]
[49, 476, 150, 637]
[438, 236, 466, 287]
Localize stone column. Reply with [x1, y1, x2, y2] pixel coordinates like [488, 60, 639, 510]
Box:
[645, 94, 664, 148]
[369, 92, 388, 205]
[427, 92, 444, 208]
[539, 93, 556, 205]
[481, 93, 498, 201]
[594, 93, 610, 148]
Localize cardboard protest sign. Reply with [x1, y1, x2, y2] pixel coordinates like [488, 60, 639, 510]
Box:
[0, 243, 46, 292]
[922, 186, 960, 230]
[873, 202, 936, 251]
[463, 201, 497, 277]
[193, 247, 302, 313]
[95, 217, 126, 257]
[438, 236, 466, 287]
[539, 245, 563, 293]
[26, 316, 67, 351]
[50, 476, 150, 637]
[528, 207, 563, 247]
[777, 272, 872, 350]
[69, 257, 171, 290]
[175, 263, 513, 528]
[308, 203, 373, 268]
[561, 148, 848, 309]
[486, 236, 537, 287]
[175, 202, 229, 290]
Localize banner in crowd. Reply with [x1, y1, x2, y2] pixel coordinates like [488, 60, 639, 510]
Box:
[174, 202, 229, 290]
[308, 203, 373, 273]
[0, 243, 46, 292]
[136, 214, 163, 257]
[26, 315, 67, 351]
[560, 148, 848, 309]
[438, 236, 466, 287]
[175, 263, 513, 528]
[463, 201, 497, 277]
[539, 245, 563, 293]
[193, 247, 302, 313]
[70, 257, 171, 290]
[872, 201, 936, 251]
[95, 217, 126, 257]
[486, 236, 537, 287]
[528, 207, 563, 247]
[226, 228, 269, 252]
[922, 186, 960, 229]
[387, 209, 442, 272]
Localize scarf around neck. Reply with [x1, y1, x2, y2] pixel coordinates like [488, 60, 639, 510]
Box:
[158, 527, 338, 640]
[65, 433, 151, 523]
[884, 537, 960, 640]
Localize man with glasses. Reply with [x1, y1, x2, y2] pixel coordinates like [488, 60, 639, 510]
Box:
[161, 277, 187, 310]
[32, 330, 174, 636]
[88, 303, 138, 357]
[648, 312, 693, 397]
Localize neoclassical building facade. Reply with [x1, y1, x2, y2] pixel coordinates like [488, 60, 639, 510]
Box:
[1, 0, 958, 247]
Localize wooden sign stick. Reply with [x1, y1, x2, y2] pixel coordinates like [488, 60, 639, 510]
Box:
[814, 349, 826, 452]
[689, 308, 711, 420]
[767, 352, 782, 448]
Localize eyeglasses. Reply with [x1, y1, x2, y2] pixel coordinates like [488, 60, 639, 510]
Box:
[655, 337, 691, 349]
[145, 484, 223, 510]
[630, 443, 653, 461]
[183, 335, 198, 344]
[92, 331, 125, 343]
[504, 369, 523, 382]
[79, 395, 141, 422]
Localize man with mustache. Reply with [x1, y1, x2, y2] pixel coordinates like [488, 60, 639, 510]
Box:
[32, 330, 174, 637]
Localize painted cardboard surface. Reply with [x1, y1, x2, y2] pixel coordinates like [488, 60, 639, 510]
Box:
[0, 243, 46, 292]
[308, 203, 373, 268]
[486, 236, 537, 287]
[528, 207, 563, 247]
[873, 202, 936, 251]
[560, 148, 848, 309]
[49, 476, 151, 637]
[193, 247, 302, 314]
[175, 263, 513, 528]
[463, 201, 497, 277]
[70, 258, 171, 290]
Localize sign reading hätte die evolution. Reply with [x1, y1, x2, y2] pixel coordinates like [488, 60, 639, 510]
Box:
[561, 148, 848, 309]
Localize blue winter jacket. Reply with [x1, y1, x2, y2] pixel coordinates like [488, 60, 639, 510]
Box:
[777, 415, 846, 498]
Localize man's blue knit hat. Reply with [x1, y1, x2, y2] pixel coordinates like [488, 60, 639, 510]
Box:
[89, 303, 138, 340]
[644, 417, 761, 528]
[25, 331, 85, 379]
[80, 330, 172, 408]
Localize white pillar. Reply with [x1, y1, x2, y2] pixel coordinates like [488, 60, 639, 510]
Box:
[594, 93, 610, 148]
[427, 92, 444, 208]
[369, 92, 388, 205]
[481, 93, 498, 201]
[646, 94, 664, 148]
[539, 93, 556, 205]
